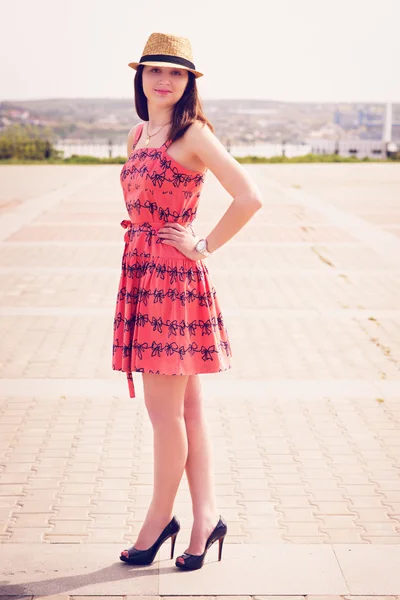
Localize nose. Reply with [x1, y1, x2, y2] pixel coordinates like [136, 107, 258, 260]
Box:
[156, 73, 172, 84]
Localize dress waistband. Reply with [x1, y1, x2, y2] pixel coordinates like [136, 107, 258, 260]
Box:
[120, 219, 194, 228]
[120, 219, 196, 242]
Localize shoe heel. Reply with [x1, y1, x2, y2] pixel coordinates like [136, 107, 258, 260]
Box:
[218, 534, 225, 561]
[170, 532, 178, 559]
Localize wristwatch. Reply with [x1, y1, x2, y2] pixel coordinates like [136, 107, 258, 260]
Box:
[194, 238, 212, 257]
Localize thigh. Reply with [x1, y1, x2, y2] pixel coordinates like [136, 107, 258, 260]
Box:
[142, 373, 189, 422]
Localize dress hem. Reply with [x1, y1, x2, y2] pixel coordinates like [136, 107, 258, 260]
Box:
[113, 365, 232, 399]
[112, 364, 232, 376]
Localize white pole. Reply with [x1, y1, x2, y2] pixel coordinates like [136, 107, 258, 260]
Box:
[383, 100, 392, 143]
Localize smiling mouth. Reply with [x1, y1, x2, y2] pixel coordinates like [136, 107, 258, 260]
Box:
[155, 89, 171, 93]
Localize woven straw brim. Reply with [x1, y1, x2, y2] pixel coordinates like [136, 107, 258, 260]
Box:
[128, 60, 203, 78]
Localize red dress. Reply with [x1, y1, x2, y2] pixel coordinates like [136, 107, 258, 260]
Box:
[112, 123, 232, 398]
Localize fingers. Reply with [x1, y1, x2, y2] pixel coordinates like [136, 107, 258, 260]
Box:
[158, 227, 186, 242]
[160, 238, 177, 249]
[158, 224, 193, 256]
[159, 232, 179, 242]
[159, 223, 186, 233]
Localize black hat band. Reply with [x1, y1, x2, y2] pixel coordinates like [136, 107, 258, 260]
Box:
[140, 54, 196, 70]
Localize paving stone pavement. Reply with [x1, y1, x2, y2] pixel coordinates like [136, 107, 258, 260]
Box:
[0, 163, 400, 597]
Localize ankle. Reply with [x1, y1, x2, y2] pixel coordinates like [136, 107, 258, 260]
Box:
[192, 509, 219, 525]
[146, 507, 174, 525]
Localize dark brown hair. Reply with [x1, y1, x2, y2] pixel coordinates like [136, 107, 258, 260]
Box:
[133, 65, 215, 142]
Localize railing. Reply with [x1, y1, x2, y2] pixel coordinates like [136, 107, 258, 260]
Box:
[55, 139, 396, 160]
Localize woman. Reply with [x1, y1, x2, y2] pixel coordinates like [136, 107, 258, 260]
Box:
[113, 32, 262, 571]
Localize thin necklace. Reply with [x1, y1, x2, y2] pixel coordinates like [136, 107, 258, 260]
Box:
[145, 120, 172, 146]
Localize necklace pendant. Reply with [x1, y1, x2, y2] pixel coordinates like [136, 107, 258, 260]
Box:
[145, 136, 150, 146]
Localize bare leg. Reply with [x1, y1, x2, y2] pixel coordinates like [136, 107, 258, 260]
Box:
[177, 374, 219, 560]
[121, 373, 189, 555]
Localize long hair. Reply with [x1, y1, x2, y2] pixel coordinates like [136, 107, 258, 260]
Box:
[133, 65, 215, 141]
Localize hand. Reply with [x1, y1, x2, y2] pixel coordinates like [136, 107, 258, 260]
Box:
[157, 223, 204, 261]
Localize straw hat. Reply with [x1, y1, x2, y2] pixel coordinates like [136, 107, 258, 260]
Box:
[128, 32, 203, 78]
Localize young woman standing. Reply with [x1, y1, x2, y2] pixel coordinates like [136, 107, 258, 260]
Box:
[113, 32, 262, 571]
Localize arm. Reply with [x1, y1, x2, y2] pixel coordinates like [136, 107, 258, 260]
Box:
[188, 121, 263, 254]
[158, 121, 263, 259]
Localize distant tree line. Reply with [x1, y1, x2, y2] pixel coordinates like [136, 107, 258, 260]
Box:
[0, 123, 62, 160]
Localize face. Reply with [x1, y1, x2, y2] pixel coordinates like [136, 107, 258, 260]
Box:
[142, 65, 189, 105]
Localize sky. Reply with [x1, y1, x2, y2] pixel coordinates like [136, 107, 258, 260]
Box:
[1, 0, 399, 103]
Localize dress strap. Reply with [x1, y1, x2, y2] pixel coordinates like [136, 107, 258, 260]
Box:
[130, 123, 144, 153]
[163, 137, 173, 150]
[136, 123, 144, 143]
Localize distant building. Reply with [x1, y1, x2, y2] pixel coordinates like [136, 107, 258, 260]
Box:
[334, 104, 400, 141]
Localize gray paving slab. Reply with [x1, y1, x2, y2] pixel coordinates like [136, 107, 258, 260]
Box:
[249, 165, 400, 269]
[333, 544, 400, 594]
[0, 168, 102, 242]
[0, 543, 350, 596]
[157, 543, 348, 595]
[0, 543, 159, 596]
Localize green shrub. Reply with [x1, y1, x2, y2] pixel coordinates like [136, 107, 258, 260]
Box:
[0, 123, 61, 160]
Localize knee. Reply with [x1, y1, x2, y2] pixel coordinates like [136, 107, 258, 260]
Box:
[146, 402, 185, 427]
[183, 400, 203, 427]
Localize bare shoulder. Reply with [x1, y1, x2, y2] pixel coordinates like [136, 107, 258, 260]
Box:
[185, 119, 263, 202]
[185, 119, 211, 142]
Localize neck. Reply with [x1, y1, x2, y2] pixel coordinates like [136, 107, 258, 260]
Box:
[147, 105, 173, 128]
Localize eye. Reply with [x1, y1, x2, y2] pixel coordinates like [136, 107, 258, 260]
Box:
[149, 67, 181, 75]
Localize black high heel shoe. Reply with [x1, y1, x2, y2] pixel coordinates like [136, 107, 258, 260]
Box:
[119, 515, 180, 566]
[175, 515, 227, 571]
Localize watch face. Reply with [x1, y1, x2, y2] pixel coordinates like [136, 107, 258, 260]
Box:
[196, 239, 207, 252]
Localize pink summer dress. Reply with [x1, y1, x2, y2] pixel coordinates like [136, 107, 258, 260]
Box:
[112, 122, 233, 398]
